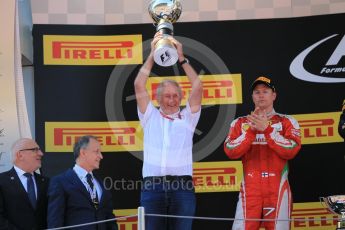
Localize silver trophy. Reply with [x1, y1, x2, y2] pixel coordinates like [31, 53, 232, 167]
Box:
[321, 195, 345, 229]
[148, 0, 182, 67]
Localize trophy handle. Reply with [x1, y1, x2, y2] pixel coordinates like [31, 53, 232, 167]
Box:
[320, 196, 339, 215]
[157, 19, 174, 35]
[320, 197, 328, 209]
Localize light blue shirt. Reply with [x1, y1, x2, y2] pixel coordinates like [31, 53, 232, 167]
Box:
[13, 165, 37, 198]
[73, 164, 102, 201]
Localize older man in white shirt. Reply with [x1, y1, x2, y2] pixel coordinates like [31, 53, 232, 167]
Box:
[134, 33, 202, 230]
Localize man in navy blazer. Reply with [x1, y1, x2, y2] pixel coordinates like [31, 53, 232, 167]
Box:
[0, 138, 49, 229]
[47, 135, 118, 230]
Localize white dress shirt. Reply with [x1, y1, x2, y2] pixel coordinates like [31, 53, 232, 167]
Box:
[73, 164, 102, 201]
[13, 165, 37, 198]
[138, 102, 201, 177]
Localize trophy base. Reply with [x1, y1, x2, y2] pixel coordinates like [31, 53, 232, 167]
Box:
[154, 39, 178, 67]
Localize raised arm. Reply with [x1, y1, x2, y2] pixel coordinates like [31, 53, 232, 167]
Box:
[170, 38, 203, 113]
[134, 35, 162, 114]
[134, 54, 153, 114]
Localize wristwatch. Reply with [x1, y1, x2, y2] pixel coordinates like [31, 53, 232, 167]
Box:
[179, 58, 189, 66]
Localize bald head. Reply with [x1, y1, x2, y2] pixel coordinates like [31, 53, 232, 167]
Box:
[12, 138, 35, 159]
[12, 138, 43, 173]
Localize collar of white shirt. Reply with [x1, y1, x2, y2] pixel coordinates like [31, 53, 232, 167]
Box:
[13, 165, 33, 177]
[73, 164, 93, 180]
[159, 108, 181, 120]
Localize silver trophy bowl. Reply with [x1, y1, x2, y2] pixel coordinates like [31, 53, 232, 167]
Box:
[148, 0, 182, 67]
[321, 195, 345, 229]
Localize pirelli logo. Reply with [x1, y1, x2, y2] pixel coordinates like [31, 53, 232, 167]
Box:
[113, 203, 337, 230]
[193, 161, 242, 193]
[113, 209, 137, 230]
[45, 122, 143, 152]
[147, 74, 243, 106]
[291, 202, 337, 229]
[43, 35, 142, 65]
[293, 112, 343, 144]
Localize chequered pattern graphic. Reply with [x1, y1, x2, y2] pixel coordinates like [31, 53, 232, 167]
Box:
[31, 0, 345, 25]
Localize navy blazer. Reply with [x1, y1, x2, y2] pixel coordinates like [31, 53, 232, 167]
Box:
[47, 168, 118, 230]
[0, 167, 49, 230]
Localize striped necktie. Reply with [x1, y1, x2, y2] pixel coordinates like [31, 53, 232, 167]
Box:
[23, 173, 36, 209]
[86, 173, 99, 209]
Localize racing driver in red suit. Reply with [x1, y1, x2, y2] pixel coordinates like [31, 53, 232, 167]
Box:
[224, 76, 301, 230]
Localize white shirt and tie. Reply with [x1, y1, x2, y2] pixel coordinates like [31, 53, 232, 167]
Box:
[14, 165, 37, 198]
[73, 164, 102, 202]
[14, 165, 37, 208]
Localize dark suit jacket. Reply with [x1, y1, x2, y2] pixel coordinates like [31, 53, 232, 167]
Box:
[47, 168, 118, 230]
[0, 167, 49, 230]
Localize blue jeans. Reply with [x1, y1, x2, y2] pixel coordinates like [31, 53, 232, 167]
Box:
[140, 176, 196, 230]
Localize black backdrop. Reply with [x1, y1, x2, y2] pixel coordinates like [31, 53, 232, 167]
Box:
[33, 13, 345, 229]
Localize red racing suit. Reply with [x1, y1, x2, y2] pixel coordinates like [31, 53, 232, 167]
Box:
[224, 111, 301, 230]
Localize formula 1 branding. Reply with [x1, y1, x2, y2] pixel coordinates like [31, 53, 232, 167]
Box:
[113, 209, 138, 230]
[291, 202, 338, 229]
[193, 161, 242, 193]
[146, 74, 243, 106]
[293, 112, 343, 144]
[290, 34, 345, 83]
[43, 35, 142, 65]
[45, 122, 143, 152]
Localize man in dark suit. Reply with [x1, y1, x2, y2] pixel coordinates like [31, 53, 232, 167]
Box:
[48, 135, 118, 230]
[0, 138, 49, 229]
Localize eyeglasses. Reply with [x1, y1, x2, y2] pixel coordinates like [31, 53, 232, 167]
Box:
[19, 147, 41, 153]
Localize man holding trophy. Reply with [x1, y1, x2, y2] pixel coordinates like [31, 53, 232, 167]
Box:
[134, 2, 202, 228]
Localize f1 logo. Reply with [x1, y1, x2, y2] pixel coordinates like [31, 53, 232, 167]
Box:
[326, 35, 345, 66]
[160, 50, 171, 64]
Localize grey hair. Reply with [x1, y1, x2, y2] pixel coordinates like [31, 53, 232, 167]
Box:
[73, 135, 98, 160]
[11, 138, 35, 163]
[156, 79, 183, 103]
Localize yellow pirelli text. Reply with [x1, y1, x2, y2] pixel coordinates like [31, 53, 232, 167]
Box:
[293, 112, 343, 144]
[45, 121, 143, 152]
[291, 202, 338, 230]
[192, 161, 243, 193]
[147, 74, 243, 106]
[43, 35, 142, 65]
[114, 209, 138, 230]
